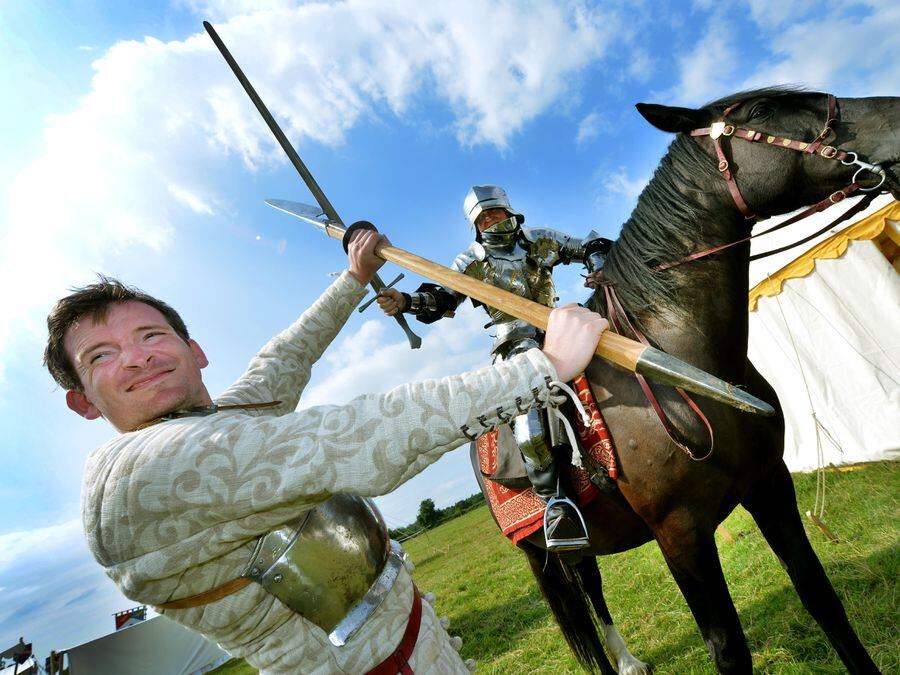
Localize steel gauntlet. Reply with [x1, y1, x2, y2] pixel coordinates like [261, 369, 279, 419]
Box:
[407, 292, 438, 315]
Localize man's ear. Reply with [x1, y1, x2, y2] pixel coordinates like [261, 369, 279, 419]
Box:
[189, 339, 209, 369]
[66, 390, 102, 420]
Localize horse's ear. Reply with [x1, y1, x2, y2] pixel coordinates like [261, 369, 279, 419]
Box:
[635, 103, 710, 134]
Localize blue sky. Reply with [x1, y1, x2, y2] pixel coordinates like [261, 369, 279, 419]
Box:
[1, 0, 897, 662]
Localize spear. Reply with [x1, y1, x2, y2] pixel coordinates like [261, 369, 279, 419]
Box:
[266, 198, 776, 417]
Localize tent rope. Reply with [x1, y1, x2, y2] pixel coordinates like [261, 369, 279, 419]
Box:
[770, 276, 845, 519]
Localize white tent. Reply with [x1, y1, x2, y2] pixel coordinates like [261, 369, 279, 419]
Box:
[64, 616, 228, 675]
[0, 658, 37, 675]
[747, 195, 900, 473]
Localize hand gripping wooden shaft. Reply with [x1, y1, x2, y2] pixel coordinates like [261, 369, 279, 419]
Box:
[331, 226, 643, 370]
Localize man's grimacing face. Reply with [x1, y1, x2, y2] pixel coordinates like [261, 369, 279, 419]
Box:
[63, 301, 213, 432]
[475, 207, 513, 232]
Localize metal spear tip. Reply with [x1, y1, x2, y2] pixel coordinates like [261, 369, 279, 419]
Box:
[265, 198, 334, 232]
[637, 347, 776, 416]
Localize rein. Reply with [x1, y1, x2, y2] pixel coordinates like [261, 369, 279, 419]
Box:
[602, 285, 713, 461]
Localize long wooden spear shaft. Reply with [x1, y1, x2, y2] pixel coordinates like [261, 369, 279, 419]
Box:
[266, 199, 775, 417]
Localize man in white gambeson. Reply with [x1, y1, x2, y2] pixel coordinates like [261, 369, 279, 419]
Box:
[45, 228, 606, 674]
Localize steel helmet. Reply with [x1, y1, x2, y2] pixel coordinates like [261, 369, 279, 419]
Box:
[463, 185, 525, 227]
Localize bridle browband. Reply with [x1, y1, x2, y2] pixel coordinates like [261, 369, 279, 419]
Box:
[657, 93, 887, 271]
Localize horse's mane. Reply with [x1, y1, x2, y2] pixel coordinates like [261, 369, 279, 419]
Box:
[592, 86, 813, 319]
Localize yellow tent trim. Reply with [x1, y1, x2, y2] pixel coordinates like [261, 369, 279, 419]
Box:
[748, 200, 900, 311]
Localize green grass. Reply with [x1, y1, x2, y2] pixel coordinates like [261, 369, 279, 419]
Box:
[211, 461, 898, 674]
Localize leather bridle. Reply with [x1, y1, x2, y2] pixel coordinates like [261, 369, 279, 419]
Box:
[598, 93, 889, 459]
[657, 93, 888, 271]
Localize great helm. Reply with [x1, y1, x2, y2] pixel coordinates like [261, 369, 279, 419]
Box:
[463, 185, 525, 228]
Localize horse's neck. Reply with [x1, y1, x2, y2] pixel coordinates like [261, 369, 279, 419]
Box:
[628, 212, 752, 376]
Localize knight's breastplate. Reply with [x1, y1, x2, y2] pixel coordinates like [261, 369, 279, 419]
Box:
[473, 252, 558, 324]
[242, 494, 404, 646]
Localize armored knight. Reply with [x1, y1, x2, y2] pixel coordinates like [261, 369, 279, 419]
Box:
[379, 185, 610, 551]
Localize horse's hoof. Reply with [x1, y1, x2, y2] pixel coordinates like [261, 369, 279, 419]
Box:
[618, 655, 651, 675]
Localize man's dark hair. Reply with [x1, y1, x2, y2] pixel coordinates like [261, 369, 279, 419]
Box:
[44, 276, 190, 391]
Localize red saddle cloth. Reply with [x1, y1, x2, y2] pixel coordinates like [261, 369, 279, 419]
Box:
[477, 375, 617, 545]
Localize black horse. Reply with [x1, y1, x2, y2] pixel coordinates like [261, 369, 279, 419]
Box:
[475, 88, 899, 674]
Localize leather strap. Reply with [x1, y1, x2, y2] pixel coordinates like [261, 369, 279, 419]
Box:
[365, 585, 423, 675]
[132, 400, 282, 432]
[156, 576, 252, 610]
[603, 286, 714, 462]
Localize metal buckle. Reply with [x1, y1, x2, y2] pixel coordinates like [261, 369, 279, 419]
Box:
[819, 145, 837, 159]
[828, 191, 845, 204]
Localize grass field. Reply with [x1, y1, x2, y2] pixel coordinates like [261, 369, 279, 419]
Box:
[212, 460, 898, 674]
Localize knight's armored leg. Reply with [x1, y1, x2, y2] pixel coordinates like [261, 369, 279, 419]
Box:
[513, 409, 590, 551]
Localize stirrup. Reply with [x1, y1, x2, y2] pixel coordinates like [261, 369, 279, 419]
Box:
[544, 496, 590, 551]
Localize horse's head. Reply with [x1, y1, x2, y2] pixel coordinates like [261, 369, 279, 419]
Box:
[636, 88, 900, 219]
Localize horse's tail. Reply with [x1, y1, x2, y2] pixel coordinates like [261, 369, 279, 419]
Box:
[519, 542, 617, 675]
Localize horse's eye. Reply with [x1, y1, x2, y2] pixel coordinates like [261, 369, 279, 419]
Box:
[749, 105, 770, 120]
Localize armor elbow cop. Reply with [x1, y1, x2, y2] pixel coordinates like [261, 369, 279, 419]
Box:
[583, 234, 612, 274]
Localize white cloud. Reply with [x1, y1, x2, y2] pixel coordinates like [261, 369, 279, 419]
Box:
[741, 2, 900, 95]
[0, 0, 630, 371]
[168, 185, 215, 215]
[301, 302, 492, 409]
[182, 0, 300, 21]
[602, 166, 649, 203]
[576, 111, 605, 145]
[669, 16, 738, 105]
[745, 0, 816, 27]
[625, 47, 654, 83]
[0, 519, 137, 655]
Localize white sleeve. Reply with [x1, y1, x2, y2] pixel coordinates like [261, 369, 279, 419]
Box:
[216, 270, 367, 414]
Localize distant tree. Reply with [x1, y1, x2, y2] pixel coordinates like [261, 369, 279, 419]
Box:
[417, 498, 439, 528]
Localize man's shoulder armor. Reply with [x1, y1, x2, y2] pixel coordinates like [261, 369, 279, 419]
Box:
[521, 227, 555, 245]
[451, 242, 487, 271]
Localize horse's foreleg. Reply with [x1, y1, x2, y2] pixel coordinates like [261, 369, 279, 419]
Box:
[654, 521, 751, 674]
[576, 558, 650, 675]
[742, 461, 879, 674]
